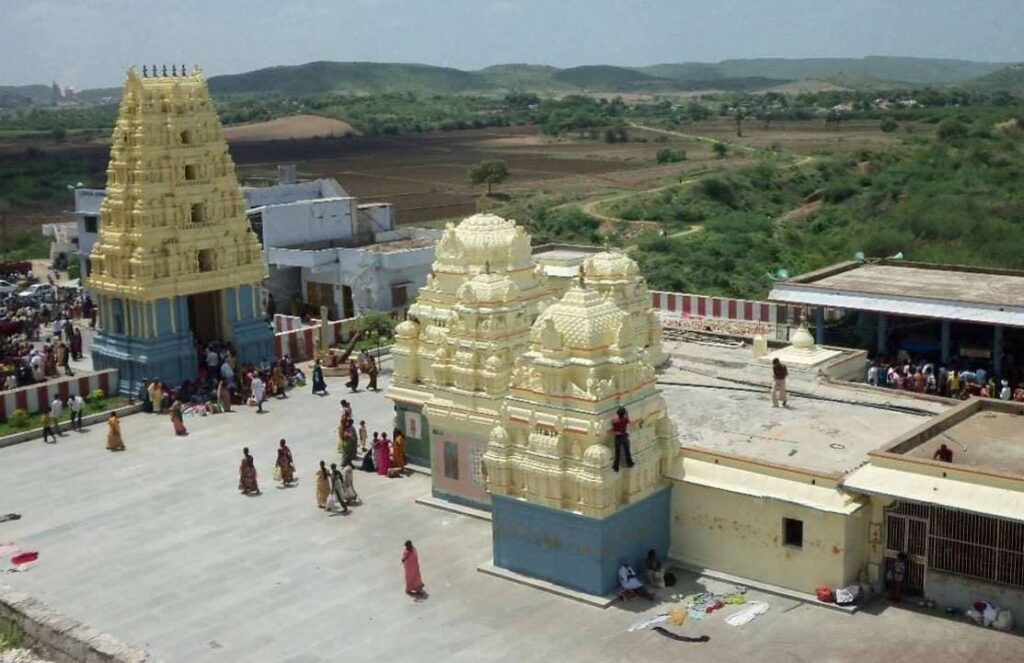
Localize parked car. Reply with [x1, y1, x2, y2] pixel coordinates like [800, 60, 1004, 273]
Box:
[0, 279, 16, 296]
[17, 283, 54, 301]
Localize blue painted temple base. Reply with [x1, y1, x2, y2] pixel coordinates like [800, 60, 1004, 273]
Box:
[230, 317, 275, 367]
[491, 487, 670, 596]
[91, 330, 198, 396]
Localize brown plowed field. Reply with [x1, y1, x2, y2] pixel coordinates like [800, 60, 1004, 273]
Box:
[222, 115, 359, 141]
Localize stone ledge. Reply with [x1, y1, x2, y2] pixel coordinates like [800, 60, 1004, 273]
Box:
[0, 585, 153, 663]
[415, 495, 491, 521]
[0, 404, 143, 449]
[477, 561, 618, 608]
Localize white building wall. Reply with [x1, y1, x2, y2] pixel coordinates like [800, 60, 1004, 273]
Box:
[260, 197, 356, 249]
[242, 178, 348, 208]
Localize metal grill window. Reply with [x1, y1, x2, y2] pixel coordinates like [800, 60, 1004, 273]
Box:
[927, 505, 1024, 589]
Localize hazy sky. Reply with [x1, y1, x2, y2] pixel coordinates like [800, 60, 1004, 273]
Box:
[3, 0, 1023, 88]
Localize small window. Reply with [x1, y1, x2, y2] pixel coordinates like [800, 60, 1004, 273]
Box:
[191, 203, 206, 223]
[184, 164, 197, 181]
[783, 518, 803, 548]
[197, 249, 215, 272]
[84, 216, 98, 233]
[391, 284, 408, 308]
[443, 441, 459, 480]
[180, 129, 192, 145]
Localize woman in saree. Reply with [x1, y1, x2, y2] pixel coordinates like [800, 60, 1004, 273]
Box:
[329, 463, 350, 513]
[375, 432, 391, 477]
[148, 379, 164, 414]
[106, 413, 125, 452]
[341, 423, 358, 466]
[311, 359, 327, 396]
[217, 379, 232, 413]
[341, 459, 360, 503]
[388, 428, 407, 477]
[276, 439, 296, 486]
[238, 447, 260, 495]
[315, 460, 331, 509]
[170, 400, 188, 436]
[402, 540, 425, 597]
[271, 365, 288, 398]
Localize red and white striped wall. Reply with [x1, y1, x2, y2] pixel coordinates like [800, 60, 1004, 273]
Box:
[273, 317, 361, 362]
[0, 369, 118, 422]
[273, 314, 306, 333]
[651, 291, 842, 325]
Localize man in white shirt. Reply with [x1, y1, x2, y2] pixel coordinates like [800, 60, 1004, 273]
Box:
[618, 561, 655, 600]
[206, 346, 219, 371]
[50, 396, 64, 436]
[69, 394, 85, 430]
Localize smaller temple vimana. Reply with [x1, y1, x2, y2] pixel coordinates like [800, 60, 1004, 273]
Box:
[389, 213, 673, 595]
[88, 66, 272, 392]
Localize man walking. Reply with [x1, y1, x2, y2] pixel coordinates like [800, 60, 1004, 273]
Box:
[771, 357, 788, 407]
[49, 396, 64, 436]
[69, 393, 85, 431]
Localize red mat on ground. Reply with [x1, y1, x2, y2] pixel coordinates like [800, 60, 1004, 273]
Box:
[10, 551, 38, 566]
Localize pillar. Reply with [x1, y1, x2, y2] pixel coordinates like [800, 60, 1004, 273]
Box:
[994, 325, 1004, 379]
[940, 320, 951, 365]
[816, 307, 825, 345]
[876, 313, 887, 356]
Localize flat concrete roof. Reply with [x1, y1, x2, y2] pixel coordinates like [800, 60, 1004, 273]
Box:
[660, 380, 928, 476]
[770, 260, 1024, 327]
[882, 399, 1024, 478]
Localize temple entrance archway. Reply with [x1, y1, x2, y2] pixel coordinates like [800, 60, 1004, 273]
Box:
[188, 291, 224, 346]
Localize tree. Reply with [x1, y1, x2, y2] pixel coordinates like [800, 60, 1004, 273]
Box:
[467, 159, 509, 196]
[880, 117, 899, 133]
[712, 142, 728, 159]
[734, 107, 745, 137]
[655, 148, 686, 164]
[50, 127, 67, 143]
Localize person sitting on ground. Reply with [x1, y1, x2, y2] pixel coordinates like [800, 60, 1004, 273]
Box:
[933, 443, 954, 463]
[644, 549, 666, 588]
[618, 561, 655, 600]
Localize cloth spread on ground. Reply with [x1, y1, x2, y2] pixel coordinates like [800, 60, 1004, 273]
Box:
[0, 514, 21, 523]
[725, 601, 770, 627]
[628, 614, 669, 632]
[0, 543, 19, 557]
[10, 551, 38, 566]
[652, 627, 710, 643]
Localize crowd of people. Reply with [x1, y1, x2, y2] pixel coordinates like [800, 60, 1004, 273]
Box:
[1, 292, 90, 392]
[866, 354, 1024, 402]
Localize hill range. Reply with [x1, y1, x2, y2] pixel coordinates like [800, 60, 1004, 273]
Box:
[1, 56, 1020, 106]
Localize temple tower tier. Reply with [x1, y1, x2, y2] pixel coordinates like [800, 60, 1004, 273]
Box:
[87, 66, 272, 393]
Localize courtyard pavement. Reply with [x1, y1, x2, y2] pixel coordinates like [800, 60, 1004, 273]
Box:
[0, 371, 1021, 662]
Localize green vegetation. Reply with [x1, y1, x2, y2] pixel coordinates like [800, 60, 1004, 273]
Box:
[0, 620, 23, 651]
[0, 395, 130, 434]
[655, 148, 686, 164]
[467, 159, 509, 195]
[0, 229, 49, 261]
[616, 113, 1024, 299]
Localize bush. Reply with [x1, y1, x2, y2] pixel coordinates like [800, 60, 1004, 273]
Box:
[655, 148, 686, 164]
[8, 409, 30, 430]
[880, 118, 898, 133]
[712, 142, 728, 158]
[87, 388, 107, 412]
[823, 184, 858, 204]
[699, 176, 737, 207]
[937, 117, 968, 141]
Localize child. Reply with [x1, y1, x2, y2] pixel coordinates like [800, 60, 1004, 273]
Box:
[359, 420, 368, 451]
[41, 412, 57, 444]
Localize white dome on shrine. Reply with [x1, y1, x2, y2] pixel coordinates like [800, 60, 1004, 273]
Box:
[582, 251, 639, 280]
[433, 214, 533, 273]
[531, 284, 628, 351]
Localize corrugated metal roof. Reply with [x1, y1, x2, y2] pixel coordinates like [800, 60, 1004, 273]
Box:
[842, 464, 1024, 521]
[668, 457, 865, 514]
[770, 284, 1024, 328]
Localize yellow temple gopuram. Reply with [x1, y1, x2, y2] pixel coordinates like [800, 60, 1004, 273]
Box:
[389, 213, 671, 595]
[88, 65, 272, 392]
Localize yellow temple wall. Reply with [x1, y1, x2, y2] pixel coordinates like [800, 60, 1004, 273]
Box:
[667, 461, 869, 594]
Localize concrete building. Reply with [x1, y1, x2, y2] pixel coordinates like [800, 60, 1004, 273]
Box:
[769, 259, 1024, 379]
[86, 65, 271, 393]
[40, 222, 79, 269]
[844, 398, 1024, 619]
